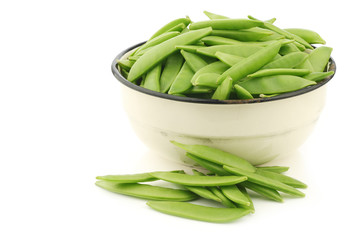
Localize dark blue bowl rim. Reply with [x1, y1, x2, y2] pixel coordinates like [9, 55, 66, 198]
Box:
[111, 42, 336, 104]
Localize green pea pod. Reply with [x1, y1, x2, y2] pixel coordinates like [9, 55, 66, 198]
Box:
[223, 165, 305, 197]
[194, 73, 220, 88]
[190, 61, 229, 84]
[96, 172, 157, 183]
[209, 186, 237, 208]
[234, 84, 254, 99]
[160, 52, 184, 93]
[96, 181, 197, 201]
[196, 45, 263, 58]
[258, 31, 285, 41]
[284, 28, 326, 44]
[237, 75, 316, 94]
[190, 18, 264, 30]
[203, 10, 229, 20]
[212, 76, 233, 100]
[142, 64, 162, 92]
[117, 59, 134, 72]
[220, 185, 251, 206]
[256, 166, 290, 174]
[171, 141, 256, 173]
[201, 36, 274, 47]
[256, 169, 307, 188]
[279, 43, 301, 55]
[166, 23, 186, 33]
[146, 201, 252, 223]
[240, 181, 283, 202]
[248, 68, 310, 78]
[149, 17, 191, 40]
[215, 51, 244, 67]
[184, 86, 213, 94]
[217, 41, 282, 84]
[149, 172, 247, 186]
[134, 31, 180, 56]
[180, 50, 208, 72]
[186, 153, 230, 176]
[307, 46, 333, 72]
[184, 186, 222, 202]
[237, 185, 255, 213]
[262, 52, 309, 69]
[211, 29, 272, 42]
[303, 71, 334, 82]
[168, 62, 194, 95]
[128, 27, 212, 82]
[175, 45, 206, 53]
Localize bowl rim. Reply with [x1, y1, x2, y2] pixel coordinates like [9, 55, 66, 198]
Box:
[111, 42, 336, 104]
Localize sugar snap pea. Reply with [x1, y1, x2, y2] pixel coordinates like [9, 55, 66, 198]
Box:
[256, 166, 290, 174]
[211, 29, 272, 42]
[149, 17, 191, 40]
[215, 51, 244, 66]
[128, 27, 212, 82]
[142, 64, 162, 92]
[212, 75, 233, 100]
[234, 84, 254, 99]
[285, 28, 326, 44]
[175, 45, 205, 53]
[220, 185, 251, 206]
[171, 141, 256, 172]
[303, 71, 334, 82]
[147, 201, 252, 223]
[237, 185, 255, 212]
[180, 50, 208, 72]
[248, 68, 310, 78]
[209, 186, 237, 208]
[160, 52, 184, 93]
[190, 60, 228, 84]
[194, 73, 220, 88]
[134, 31, 180, 56]
[262, 52, 309, 69]
[96, 172, 157, 183]
[184, 185, 222, 202]
[196, 45, 263, 58]
[256, 169, 307, 188]
[96, 181, 197, 201]
[201, 36, 271, 47]
[223, 165, 305, 197]
[186, 153, 230, 176]
[240, 181, 283, 202]
[168, 62, 194, 95]
[189, 19, 264, 30]
[203, 10, 229, 20]
[149, 171, 247, 186]
[307, 46, 333, 72]
[166, 23, 186, 33]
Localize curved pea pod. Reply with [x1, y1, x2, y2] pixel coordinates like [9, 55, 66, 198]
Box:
[175, 45, 205, 53]
[237, 75, 316, 94]
[146, 201, 252, 223]
[240, 181, 283, 202]
[128, 27, 212, 82]
[262, 52, 309, 69]
[194, 73, 220, 88]
[142, 64, 162, 92]
[217, 41, 282, 84]
[201, 36, 271, 47]
[211, 29, 272, 42]
[215, 51, 244, 66]
[149, 17, 191, 40]
[223, 165, 305, 197]
[284, 28, 326, 44]
[234, 84, 254, 99]
[96, 181, 197, 201]
[212, 76, 233, 100]
[184, 186, 222, 202]
[303, 71, 334, 82]
[180, 50, 208, 72]
[307, 46, 333, 72]
[160, 52, 184, 93]
[220, 185, 251, 206]
[189, 18, 264, 30]
[197, 44, 262, 58]
[248, 68, 310, 78]
[168, 62, 194, 95]
[256, 166, 290, 174]
[256, 169, 307, 189]
[203, 10, 229, 20]
[171, 141, 256, 173]
[134, 31, 180, 56]
[209, 186, 237, 208]
[186, 153, 230, 176]
[149, 172, 247, 187]
[190, 61, 229, 84]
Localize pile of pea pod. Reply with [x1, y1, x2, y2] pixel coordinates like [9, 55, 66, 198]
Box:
[96, 141, 307, 223]
[117, 11, 334, 100]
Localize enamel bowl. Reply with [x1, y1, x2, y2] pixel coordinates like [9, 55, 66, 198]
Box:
[111, 43, 336, 166]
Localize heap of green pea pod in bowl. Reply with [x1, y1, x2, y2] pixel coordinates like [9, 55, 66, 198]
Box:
[116, 11, 334, 100]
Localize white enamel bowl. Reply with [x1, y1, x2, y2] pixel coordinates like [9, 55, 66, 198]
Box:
[112, 43, 336, 166]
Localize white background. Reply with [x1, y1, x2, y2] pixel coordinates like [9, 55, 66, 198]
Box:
[1, 0, 359, 239]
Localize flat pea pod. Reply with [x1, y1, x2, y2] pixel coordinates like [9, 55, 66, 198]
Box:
[186, 153, 230, 176]
[217, 41, 282, 84]
[96, 181, 197, 201]
[160, 52, 184, 93]
[180, 50, 208, 72]
[128, 27, 212, 82]
[237, 185, 255, 213]
[166, 23, 186, 33]
[248, 68, 310, 78]
[223, 165, 305, 197]
[262, 52, 309, 69]
[307, 46, 333, 72]
[220, 185, 251, 206]
[256, 169, 307, 189]
[168, 62, 194, 95]
[256, 166, 290, 174]
[203, 10, 229, 20]
[211, 29, 272, 42]
[237, 75, 316, 94]
[171, 141, 256, 173]
[184, 186, 222, 202]
[284, 28, 326, 44]
[196, 45, 263, 58]
[215, 51, 244, 67]
[240, 181, 283, 202]
[209, 186, 237, 208]
[194, 73, 220, 88]
[142, 64, 162, 92]
[134, 31, 180, 56]
[189, 18, 264, 30]
[146, 201, 252, 223]
[201, 36, 271, 47]
[190, 60, 229, 84]
[234, 84, 254, 99]
[175, 45, 205, 53]
[96, 172, 157, 183]
[212, 75, 233, 100]
[148, 17, 191, 40]
[149, 172, 247, 186]
[303, 71, 334, 82]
